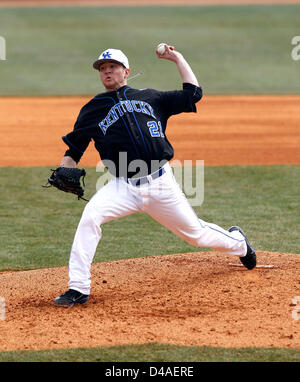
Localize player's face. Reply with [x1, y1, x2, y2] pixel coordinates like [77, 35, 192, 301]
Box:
[99, 61, 130, 91]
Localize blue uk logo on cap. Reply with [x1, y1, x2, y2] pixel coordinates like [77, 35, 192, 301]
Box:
[102, 51, 112, 59]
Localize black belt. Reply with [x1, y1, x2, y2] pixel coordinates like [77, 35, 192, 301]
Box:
[125, 167, 165, 187]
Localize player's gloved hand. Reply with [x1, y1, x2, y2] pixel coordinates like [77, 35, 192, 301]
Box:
[43, 167, 89, 201]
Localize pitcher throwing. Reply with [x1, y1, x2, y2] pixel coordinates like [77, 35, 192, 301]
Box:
[53, 45, 256, 307]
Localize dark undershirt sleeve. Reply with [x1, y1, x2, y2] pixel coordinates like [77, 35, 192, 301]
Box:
[159, 83, 203, 117]
[62, 112, 92, 164]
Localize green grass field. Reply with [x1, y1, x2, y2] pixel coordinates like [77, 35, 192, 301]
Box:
[0, 3, 299, 363]
[0, 165, 299, 271]
[0, 343, 299, 362]
[0, 4, 300, 95]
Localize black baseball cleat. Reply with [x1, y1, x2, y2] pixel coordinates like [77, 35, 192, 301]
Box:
[229, 226, 257, 270]
[54, 289, 89, 307]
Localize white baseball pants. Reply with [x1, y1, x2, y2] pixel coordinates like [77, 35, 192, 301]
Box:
[68, 162, 247, 295]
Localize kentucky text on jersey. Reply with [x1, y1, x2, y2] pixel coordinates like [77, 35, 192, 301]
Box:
[99, 100, 156, 135]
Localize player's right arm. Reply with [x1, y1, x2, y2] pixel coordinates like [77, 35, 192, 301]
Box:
[60, 103, 93, 167]
[60, 155, 76, 168]
[60, 130, 90, 168]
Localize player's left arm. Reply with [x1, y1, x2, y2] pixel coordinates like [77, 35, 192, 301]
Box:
[156, 44, 199, 86]
[156, 45, 202, 114]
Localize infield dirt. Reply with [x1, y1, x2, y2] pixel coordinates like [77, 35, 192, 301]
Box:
[1, 95, 300, 167]
[0, 251, 299, 351]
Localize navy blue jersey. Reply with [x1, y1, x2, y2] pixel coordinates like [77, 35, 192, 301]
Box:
[62, 82, 202, 177]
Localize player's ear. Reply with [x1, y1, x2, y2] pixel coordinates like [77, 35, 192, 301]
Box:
[124, 68, 130, 80]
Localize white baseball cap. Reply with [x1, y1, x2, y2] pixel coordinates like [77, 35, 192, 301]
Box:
[93, 49, 129, 70]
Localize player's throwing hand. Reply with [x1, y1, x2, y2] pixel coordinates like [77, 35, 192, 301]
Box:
[155, 44, 181, 63]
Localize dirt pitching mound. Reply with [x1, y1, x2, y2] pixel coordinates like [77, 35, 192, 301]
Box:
[0, 251, 299, 351]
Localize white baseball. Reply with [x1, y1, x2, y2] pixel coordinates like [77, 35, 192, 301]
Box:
[157, 43, 167, 55]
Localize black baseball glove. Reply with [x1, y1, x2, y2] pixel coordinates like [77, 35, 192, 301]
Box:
[43, 167, 89, 201]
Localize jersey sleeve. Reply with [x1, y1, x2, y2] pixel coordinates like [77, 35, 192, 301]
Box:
[160, 83, 203, 117]
[62, 106, 92, 163]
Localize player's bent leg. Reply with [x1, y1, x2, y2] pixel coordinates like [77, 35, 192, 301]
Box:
[67, 178, 141, 296]
[142, 169, 247, 256]
[148, 203, 246, 256]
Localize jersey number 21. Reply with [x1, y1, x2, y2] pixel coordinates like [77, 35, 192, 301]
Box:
[147, 121, 165, 138]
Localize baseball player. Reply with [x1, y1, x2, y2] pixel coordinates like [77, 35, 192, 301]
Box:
[54, 45, 256, 307]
